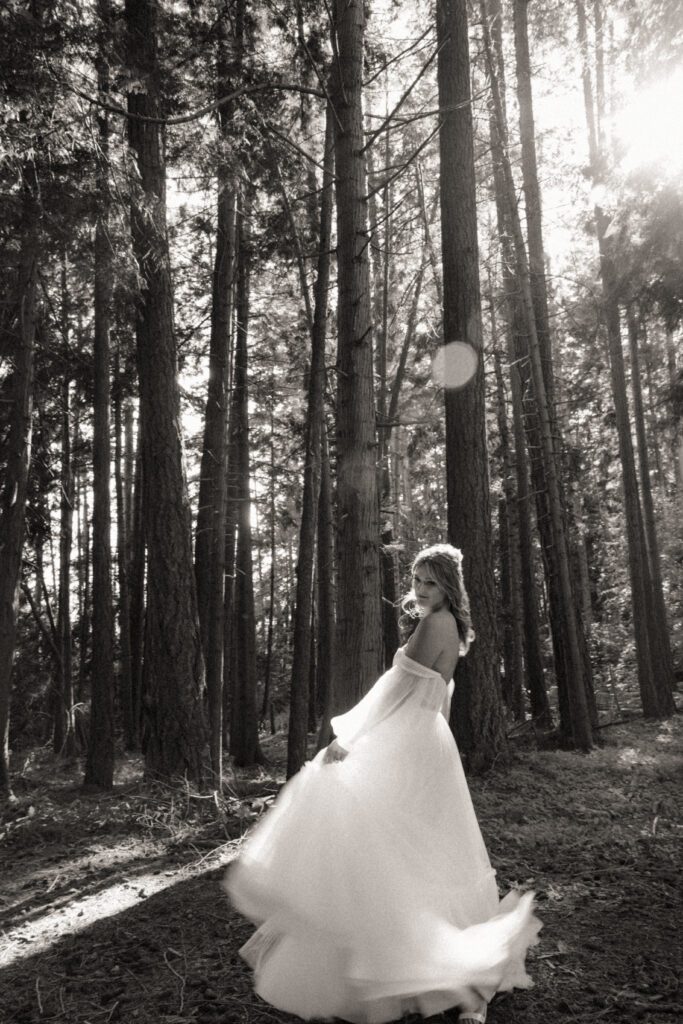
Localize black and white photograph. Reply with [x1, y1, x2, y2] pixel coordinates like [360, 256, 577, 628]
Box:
[0, 2, 681, 1023]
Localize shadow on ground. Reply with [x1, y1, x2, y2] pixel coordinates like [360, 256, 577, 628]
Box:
[0, 719, 680, 1024]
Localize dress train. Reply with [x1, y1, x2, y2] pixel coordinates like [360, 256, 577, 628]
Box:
[225, 649, 541, 1022]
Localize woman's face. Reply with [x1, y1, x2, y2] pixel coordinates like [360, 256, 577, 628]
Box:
[412, 565, 447, 615]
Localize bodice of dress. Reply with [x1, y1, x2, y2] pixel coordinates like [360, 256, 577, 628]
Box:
[396, 647, 455, 721]
[330, 647, 455, 750]
[394, 645, 453, 684]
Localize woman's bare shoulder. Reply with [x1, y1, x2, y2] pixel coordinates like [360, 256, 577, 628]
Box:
[421, 609, 459, 643]
[404, 610, 458, 669]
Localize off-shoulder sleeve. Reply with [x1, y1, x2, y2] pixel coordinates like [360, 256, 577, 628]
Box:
[331, 651, 447, 750]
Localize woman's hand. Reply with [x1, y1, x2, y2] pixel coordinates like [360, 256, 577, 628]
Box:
[323, 739, 349, 764]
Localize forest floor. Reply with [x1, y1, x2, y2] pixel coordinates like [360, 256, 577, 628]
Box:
[0, 717, 681, 1024]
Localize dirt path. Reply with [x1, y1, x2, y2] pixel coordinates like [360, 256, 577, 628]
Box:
[1, 718, 680, 1024]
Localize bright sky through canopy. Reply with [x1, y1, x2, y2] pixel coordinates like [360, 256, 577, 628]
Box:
[613, 69, 683, 179]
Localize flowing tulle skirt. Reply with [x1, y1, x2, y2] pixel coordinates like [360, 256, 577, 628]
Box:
[225, 663, 540, 1022]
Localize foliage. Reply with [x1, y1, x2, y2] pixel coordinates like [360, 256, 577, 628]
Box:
[0, 0, 680, 769]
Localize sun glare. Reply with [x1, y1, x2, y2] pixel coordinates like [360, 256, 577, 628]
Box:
[613, 70, 683, 179]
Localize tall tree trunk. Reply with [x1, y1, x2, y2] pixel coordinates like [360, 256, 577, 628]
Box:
[575, 0, 674, 717]
[626, 310, 675, 692]
[436, 0, 508, 769]
[506, 0, 592, 736]
[56, 368, 75, 757]
[513, 0, 554, 402]
[195, 189, 235, 658]
[229, 198, 264, 767]
[574, 495, 593, 634]
[486, 0, 565, 739]
[329, 0, 382, 717]
[493, 348, 524, 721]
[373, 112, 400, 669]
[85, 2, 116, 787]
[223, 392, 238, 750]
[194, 12, 240, 787]
[315, 422, 335, 748]
[114, 356, 134, 750]
[642, 334, 664, 490]
[77, 472, 91, 704]
[380, 250, 431, 672]
[665, 327, 683, 508]
[508, 333, 550, 729]
[482, 0, 593, 748]
[125, 0, 207, 779]
[55, 255, 75, 757]
[287, 107, 334, 778]
[128, 413, 144, 747]
[124, 399, 135, 550]
[261, 424, 277, 727]
[308, 607, 318, 735]
[0, 174, 37, 798]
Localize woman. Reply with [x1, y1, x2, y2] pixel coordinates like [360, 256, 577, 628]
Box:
[224, 544, 540, 1023]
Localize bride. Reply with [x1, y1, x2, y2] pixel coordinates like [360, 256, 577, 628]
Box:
[224, 543, 541, 1023]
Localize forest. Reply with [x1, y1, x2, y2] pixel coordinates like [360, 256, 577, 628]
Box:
[0, 0, 681, 1023]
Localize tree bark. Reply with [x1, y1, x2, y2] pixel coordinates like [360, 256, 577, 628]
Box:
[315, 422, 335, 748]
[643, 333, 664, 490]
[508, 332, 551, 728]
[125, 0, 207, 780]
[194, 12, 240, 787]
[506, 0, 594, 736]
[329, 0, 382, 717]
[493, 349, 525, 721]
[513, 0, 554, 403]
[229, 198, 264, 767]
[0, 175, 37, 799]
[128, 411, 144, 748]
[288, 106, 334, 778]
[55, 258, 76, 757]
[372, 114, 400, 670]
[114, 356, 134, 750]
[124, 399, 135, 553]
[56, 366, 75, 757]
[483, 0, 570, 740]
[85, 0, 115, 787]
[482, 0, 593, 748]
[222, 390, 238, 750]
[261, 424, 277, 727]
[627, 310, 676, 693]
[437, 0, 508, 769]
[77, 470, 91, 705]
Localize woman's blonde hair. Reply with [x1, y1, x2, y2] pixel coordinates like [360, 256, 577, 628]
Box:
[402, 543, 475, 655]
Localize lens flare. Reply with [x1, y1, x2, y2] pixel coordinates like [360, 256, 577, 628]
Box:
[431, 341, 479, 390]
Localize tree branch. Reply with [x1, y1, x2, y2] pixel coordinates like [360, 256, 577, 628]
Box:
[67, 79, 325, 126]
[364, 25, 435, 86]
[361, 35, 449, 154]
[366, 121, 442, 200]
[21, 583, 61, 665]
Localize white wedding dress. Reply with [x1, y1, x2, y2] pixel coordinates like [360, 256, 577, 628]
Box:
[225, 648, 541, 1022]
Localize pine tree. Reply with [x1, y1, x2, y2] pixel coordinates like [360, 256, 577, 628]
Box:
[125, 0, 207, 781]
[436, 0, 508, 769]
[329, 0, 382, 717]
